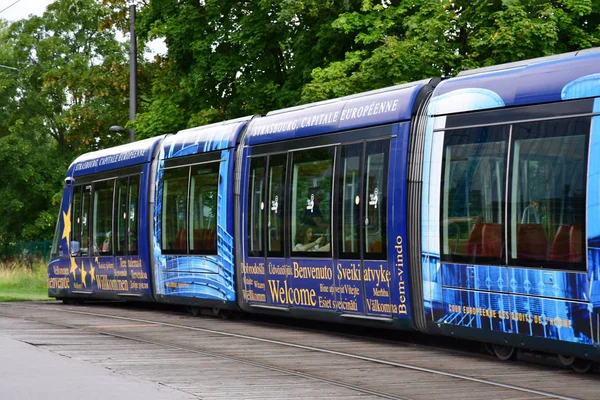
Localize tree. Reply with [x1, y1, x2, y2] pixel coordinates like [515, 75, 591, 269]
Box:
[5, 0, 133, 152]
[0, 0, 142, 243]
[0, 133, 67, 243]
[301, 0, 600, 102]
[131, 0, 364, 138]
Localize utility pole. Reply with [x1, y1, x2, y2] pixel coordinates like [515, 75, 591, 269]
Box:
[129, 4, 137, 142]
[0, 64, 19, 72]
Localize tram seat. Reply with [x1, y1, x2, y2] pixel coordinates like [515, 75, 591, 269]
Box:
[193, 228, 217, 252]
[549, 224, 583, 263]
[269, 230, 281, 252]
[175, 229, 187, 250]
[550, 225, 571, 262]
[344, 240, 358, 253]
[570, 224, 583, 263]
[466, 223, 483, 256]
[466, 223, 502, 257]
[517, 224, 547, 260]
[481, 223, 502, 258]
[369, 240, 382, 253]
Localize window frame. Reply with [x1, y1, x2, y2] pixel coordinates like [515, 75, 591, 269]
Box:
[506, 117, 590, 271]
[247, 156, 267, 258]
[363, 139, 390, 261]
[160, 158, 221, 256]
[438, 101, 593, 272]
[92, 179, 116, 257]
[188, 162, 219, 255]
[267, 153, 288, 258]
[289, 146, 336, 258]
[160, 165, 191, 255]
[439, 124, 510, 266]
[337, 143, 364, 260]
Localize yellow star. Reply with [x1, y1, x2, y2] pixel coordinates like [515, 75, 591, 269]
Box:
[70, 256, 78, 279]
[89, 264, 95, 284]
[62, 205, 72, 248]
[81, 264, 87, 288]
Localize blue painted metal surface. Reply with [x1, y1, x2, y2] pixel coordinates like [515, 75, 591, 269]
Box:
[152, 117, 252, 303]
[245, 81, 429, 146]
[50, 137, 162, 299]
[422, 50, 600, 348]
[68, 136, 163, 178]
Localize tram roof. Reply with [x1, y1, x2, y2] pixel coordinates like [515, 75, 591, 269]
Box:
[429, 46, 600, 116]
[161, 115, 253, 159]
[67, 135, 165, 178]
[244, 79, 433, 146]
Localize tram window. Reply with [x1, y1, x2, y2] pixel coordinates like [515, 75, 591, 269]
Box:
[92, 180, 115, 256]
[268, 154, 286, 256]
[189, 163, 219, 255]
[71, 187, 82, 251]
[340, 144, 362, 257]
[128, 176, 140, 255]
[51, 203, 62, 257]
[291, 147, 334, 255]
[80, 185, 91, 256]
[248, 157, 266, 256]
[509, 118, 588, 270]
[364, 140, 389, 259]
[441, 125, 508, 264]
[161, 167, 190, 254]
[116, 179, 128, 256]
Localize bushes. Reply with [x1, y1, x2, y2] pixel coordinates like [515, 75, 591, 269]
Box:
[0, 260, 49, 301]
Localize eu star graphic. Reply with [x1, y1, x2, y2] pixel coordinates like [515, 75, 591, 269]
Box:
[62, 205, 95, 287]
[62, 205, 71, 247]
[81, 264, 88, 288]
[70, 255, 78, 279]
[91, 258, 97, 284]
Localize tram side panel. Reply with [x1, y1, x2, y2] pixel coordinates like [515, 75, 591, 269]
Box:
[150, 121, 250, 309]
[583, 98, 600, 347]
[421, 53, 600, 360]
[387, 123, 412, 322]
[48, 185, 75, 298]
[48, 138, 162, 301]
[239, 123, 414, 326]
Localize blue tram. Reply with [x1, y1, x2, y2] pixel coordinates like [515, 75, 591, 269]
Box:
[48, 47, 600, 370]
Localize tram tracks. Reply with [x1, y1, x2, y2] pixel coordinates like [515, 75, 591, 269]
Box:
[0, 302, 592, 400]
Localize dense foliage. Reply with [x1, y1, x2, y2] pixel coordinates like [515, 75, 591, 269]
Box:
[0, 0, 599, 244]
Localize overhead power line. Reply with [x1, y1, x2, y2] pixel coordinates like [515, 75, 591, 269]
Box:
[0, 0, 23, 16]
[0, 64, 19, 71]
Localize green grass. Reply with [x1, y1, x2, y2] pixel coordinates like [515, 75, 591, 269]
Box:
[0, 261, 50, 301]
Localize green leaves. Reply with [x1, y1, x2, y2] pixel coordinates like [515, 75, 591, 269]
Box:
[1, 0, 599, 244]
[6, 0, 132, 152]
[0, 0, 138, 243]
[133, 0, 365, 134]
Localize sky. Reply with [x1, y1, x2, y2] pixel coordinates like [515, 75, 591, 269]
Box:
[0, 0, 52, 22]
[0, 0, 167, 56]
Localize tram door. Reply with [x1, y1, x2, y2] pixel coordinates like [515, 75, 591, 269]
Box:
[265, 154, 288, 306]
[115, 176, 141, 294]
[336, 140, 391, 317]
[71, 184, 92, 292]
[244, 154, 289, 308]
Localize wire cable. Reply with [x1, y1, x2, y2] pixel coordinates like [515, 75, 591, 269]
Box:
[0, 0, 24, 16]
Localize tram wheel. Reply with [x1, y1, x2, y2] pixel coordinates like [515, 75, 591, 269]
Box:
[482, 343, 495, 356]
[492, 344, 516, 361]
[213, 308, 231, 319]
[188, 306, 201, 316]
[557, 354, 575, 367]
[571, 359, 593, 374]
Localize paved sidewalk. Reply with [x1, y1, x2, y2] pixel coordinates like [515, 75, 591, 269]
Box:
[0, 336, 197, 400]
